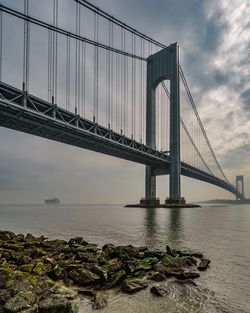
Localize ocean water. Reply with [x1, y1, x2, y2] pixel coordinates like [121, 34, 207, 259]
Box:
[0, 203, 249, 312]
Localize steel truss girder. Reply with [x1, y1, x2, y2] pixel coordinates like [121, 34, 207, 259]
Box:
[0, 82, 243, 200]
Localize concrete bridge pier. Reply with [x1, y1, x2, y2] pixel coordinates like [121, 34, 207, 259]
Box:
[140, 42, 186, 207]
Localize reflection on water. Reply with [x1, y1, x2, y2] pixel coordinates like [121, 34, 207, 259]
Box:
[143, 207, 157, 246]
[168, 208, 183, 244]
[143, 207, 183, 248]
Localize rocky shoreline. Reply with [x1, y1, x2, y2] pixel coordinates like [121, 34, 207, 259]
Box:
[0, 230, 210, 312]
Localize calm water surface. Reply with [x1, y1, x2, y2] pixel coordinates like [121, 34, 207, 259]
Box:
[0, 203, 249, 313]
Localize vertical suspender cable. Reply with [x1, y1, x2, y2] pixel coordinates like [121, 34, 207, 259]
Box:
[93, 12, 99, 122]
[77, 5, 81, 114]
[120, 28, 124, 133]
[124, 30, 127, 135]
[110, 21, 113, 129]
[81, 40, 86, 116]
[75, 1, 79, 114]
[116, 52, 119, 131]
[48, 29, 51, 101]
[106, 28, 109, 126]
[139, 37, 143, 142]
[54, 0, 58, 103]
[0, 10, 2, 82]
[23, 0, 30, 91]
[66, 35, 70, 110]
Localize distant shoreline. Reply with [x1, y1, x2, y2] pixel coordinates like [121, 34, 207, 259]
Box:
[199, 199, 250, 205]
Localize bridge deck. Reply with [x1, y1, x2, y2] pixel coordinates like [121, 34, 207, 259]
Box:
[0, 82, 241, 198]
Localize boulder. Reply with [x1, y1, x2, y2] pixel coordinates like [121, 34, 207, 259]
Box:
[149, 273, 166, 282]
[114, 245, 138, 260]
[0, 289, 12, 305]
[92, 291, 107, 310]
[166, 245, 177, 257]
[161, 255, 196, 268]
[177, 249, 203, 259]
[102, 244, 116, 258]
[0, 230, 16, 241]
[68, 268, 100, 285]
[198, 259, 210, 271]
[68, 237, 88, 246]
[107, 258, 124, 273]
[122, 277, 148, 293]
[3, 290, 37, 312]
[38, 297, 78, 313]
[153, 264, 183, 275]
[32, 261, 52, 276]
[144, 250, 163, 258]
[103, 270, 126, 289]
[150, 284, 169, 297]
[174, 278, 197, 286]
[50, 284, 78, 300]
[136, 246, 148, 252]
[73, 244, 98, 254]
[175, 271, 200, 279]
[90, 265, 109, 282]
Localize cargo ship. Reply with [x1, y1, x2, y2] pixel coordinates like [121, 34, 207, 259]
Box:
[44, 198, 61, 204]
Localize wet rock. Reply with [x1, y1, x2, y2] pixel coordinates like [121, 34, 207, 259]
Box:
[175, 271, 200, 279]
[149, 273, 166, 282]
[174, 278, 197, 286]
[68, 237, 88, 246]
[144, 250, 163, 259]
[153, 264, 184, 277]
[73, 244, 98, 254]
[102, 244, 116, 258]
[32, 261, 52, 276]
[122, 277, 148, 293]
[150, 284, 169, 297]
[136, 246, 148, 252]
[90, 265, 109, 282]
[72, 287, 96, 297]
[198, 258, 210, 271]
[107, 258, 124, 273]
[50, 283, 78, 300]
[103, 270, 126, 289]
[68, 268, 100, 285]
[98, 251, 109, 265]
[3, 290, 37, 312]
[133, 257, 158, 273]
[0, 289, 12, 305]
[38, 297, 78, 313]
[2, 243, 24, 251]
[18, 264, 34, 273]
[15, 234, 25, 242]
[0, 272, 8, 288]
[92, 291, 107, 310]
[42, 240, 68, 253]
[114, 245, 138, 260]
[161, 255, 196, 268]
[0, 230, 16, 241]
[177, 249, 203, 259]
[166, 245, 177, 257]
[76, 252, 98, 263]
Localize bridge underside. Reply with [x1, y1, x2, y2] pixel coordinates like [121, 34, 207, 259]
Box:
[0, 82, 243, 200]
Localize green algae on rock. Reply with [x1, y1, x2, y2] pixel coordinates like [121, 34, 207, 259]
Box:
[0, 229, 210, 312]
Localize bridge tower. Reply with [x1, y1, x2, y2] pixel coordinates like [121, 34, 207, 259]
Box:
[141, 43, 185, 207]
[236, 175, 244, 200]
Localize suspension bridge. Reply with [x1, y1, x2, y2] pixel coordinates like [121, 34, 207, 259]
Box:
[0, 0, 245, 206]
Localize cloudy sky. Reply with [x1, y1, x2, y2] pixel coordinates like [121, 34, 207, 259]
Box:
[0, 0, 249, 204]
